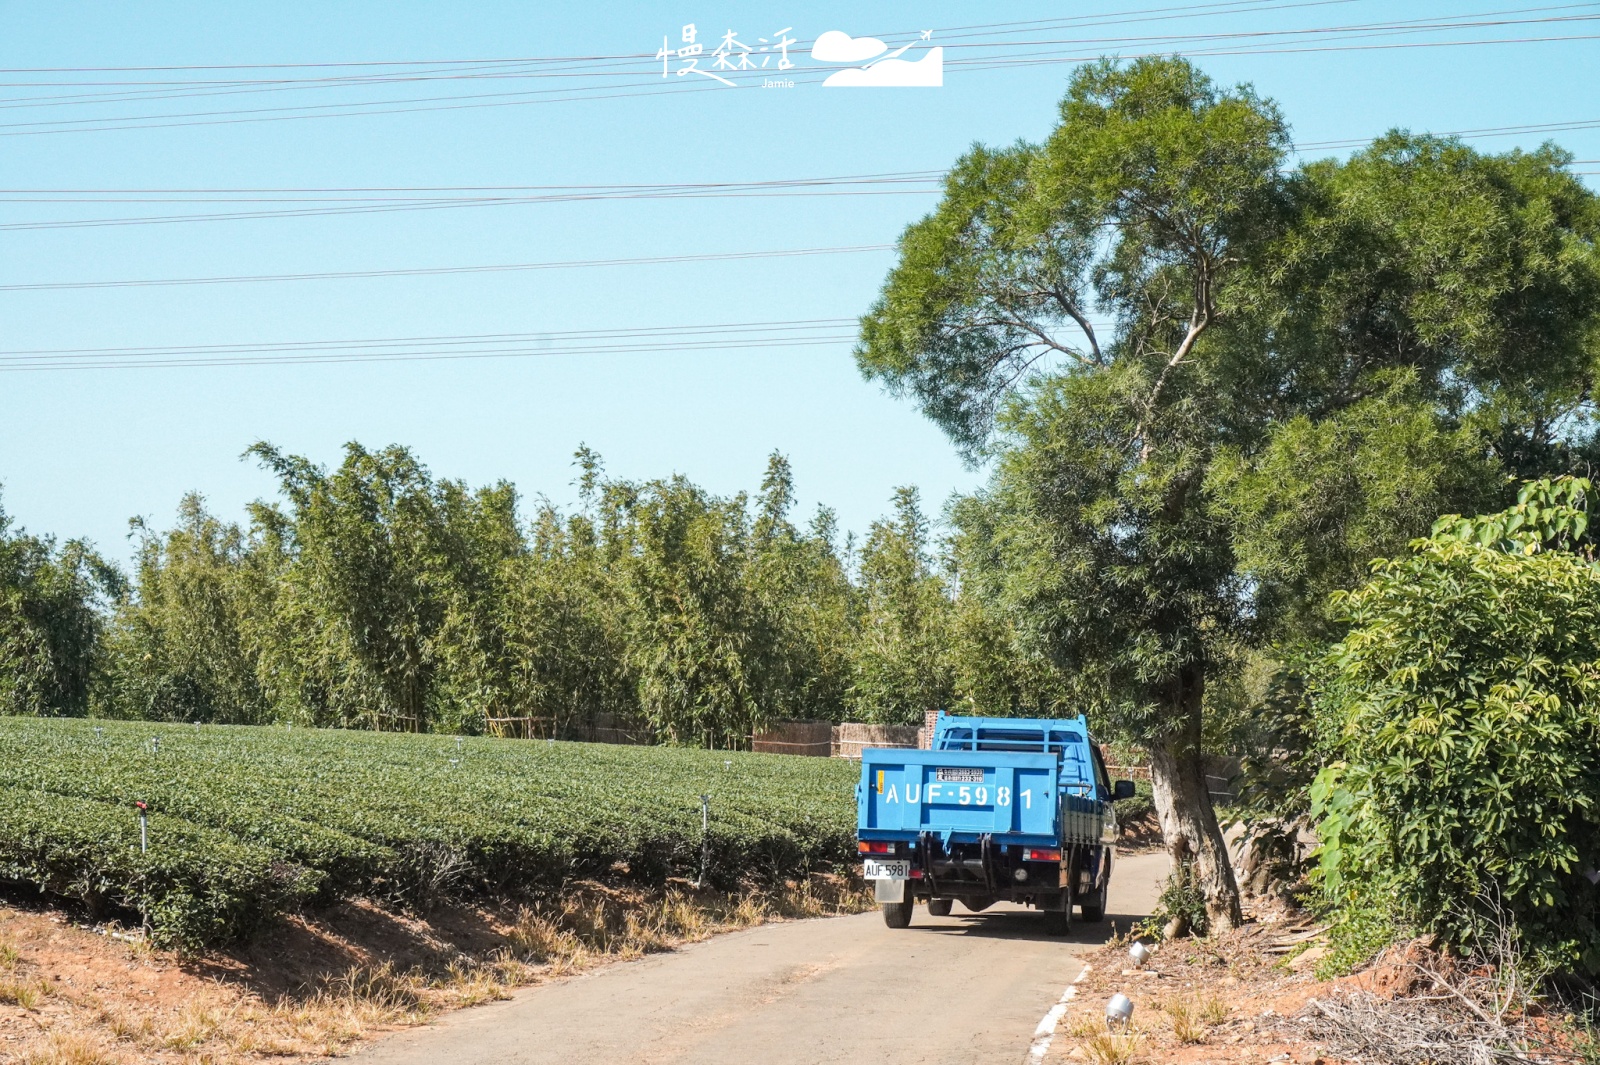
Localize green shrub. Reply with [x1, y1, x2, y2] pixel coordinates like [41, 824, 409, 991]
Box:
[1310, 518, 1600, 976]
[1117, 779, 1155, 822]
[1142, 861, 1209, 939]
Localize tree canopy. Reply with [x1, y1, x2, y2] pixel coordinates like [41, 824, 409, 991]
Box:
[857, 55, 1600, 928]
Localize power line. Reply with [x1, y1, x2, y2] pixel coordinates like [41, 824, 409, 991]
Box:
[0, 4, 1592, 136]
[0, 318, 856, 356]
[3, 110, 1596, 235]
[0, 174, 946, 231]
[0, 243, 896, 292]
[1297, 117, 1600, 151]
[0, 1, 1366, 75]
[0, 314, 1122, 372]
[0, 318, 867, 371]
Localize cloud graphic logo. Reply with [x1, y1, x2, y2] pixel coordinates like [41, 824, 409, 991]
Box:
[822, 46, 943, 88]
[810, 30, 888, 64]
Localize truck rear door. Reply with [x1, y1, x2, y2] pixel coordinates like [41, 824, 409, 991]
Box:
[857, 749, 1063, 845]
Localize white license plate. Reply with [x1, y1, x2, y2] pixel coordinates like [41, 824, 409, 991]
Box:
[863, 859, 910, 880]
[936, 767, 984, 783]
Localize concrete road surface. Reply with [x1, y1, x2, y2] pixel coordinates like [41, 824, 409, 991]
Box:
[347, 851, 1170, 1065]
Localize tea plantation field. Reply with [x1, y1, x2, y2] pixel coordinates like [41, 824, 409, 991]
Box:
[0, 718, 859, 949]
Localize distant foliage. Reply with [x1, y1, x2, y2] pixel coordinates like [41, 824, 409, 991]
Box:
[1311, 479, 1600, 976]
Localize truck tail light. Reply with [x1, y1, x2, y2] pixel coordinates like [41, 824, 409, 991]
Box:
[1024, 848, 1062, 862]
[858, 841, 893, 854]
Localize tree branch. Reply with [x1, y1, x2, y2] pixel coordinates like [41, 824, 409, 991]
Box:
[1132, 258, 1215, 461]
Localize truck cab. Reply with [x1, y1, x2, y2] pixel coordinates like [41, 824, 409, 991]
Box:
[855, 712, 1135, 934]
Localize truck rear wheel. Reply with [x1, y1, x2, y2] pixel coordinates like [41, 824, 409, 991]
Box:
[1079, 880, 1108, 923]
[882, 899, 913, 928]
[926, 898, 953, 917]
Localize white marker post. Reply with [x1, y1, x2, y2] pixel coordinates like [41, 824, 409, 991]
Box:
[697, 794, 711, 888]
[135, 801, 148, 854]
[135, 800, 152, 937]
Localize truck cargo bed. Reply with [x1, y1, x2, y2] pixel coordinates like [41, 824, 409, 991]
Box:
[856, 748, 1103, 847]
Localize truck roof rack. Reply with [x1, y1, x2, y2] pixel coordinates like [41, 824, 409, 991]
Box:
[932, 712, 1089, 755]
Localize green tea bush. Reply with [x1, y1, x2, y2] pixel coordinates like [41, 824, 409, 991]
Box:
[1311, 510, 1600, 976]
[0, 719, 859, 949]
[0, 787, 314, 949]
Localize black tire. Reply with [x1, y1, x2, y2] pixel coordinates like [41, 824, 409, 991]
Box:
[1079, 880, 1108, 923]
[962, 895, 995, 913]
[1041, 891, 1073, 936]
[882, 899, 913, 929]
[926, 897, 953, 917]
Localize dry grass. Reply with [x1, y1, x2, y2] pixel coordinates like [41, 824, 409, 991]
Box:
[161, 997, 238, 1051]
[96, 1004, 156, 1045]
[1082, 1029, 1145, 1064]
[1159, 992, 1228, 1044]
[504, 878, 868, 969]
[22, 1031, 125, 1065]
[0, 976, 48, 1010]
[0, 934, 20, 968]
[1165, 996, 1207, 1043]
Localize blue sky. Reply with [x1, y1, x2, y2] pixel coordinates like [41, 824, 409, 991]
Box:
[1, 1, 1597, 562]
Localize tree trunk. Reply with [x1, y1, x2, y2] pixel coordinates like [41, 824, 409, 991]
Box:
[1146, 664, 1242, 934]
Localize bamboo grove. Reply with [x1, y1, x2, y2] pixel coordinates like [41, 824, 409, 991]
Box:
[0, 444, 1067, 744]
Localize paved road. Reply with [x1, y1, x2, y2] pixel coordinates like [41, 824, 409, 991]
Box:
[349, 852, 1170, 1065]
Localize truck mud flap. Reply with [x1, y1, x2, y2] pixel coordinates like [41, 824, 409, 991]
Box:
[979, 834, 998, 893]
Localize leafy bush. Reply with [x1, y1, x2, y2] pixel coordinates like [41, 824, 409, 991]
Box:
[0, 718, 859, 949]
[1123, 778, 1155, 820]
[1310, 481, 1600, 976]
[1142, 861, 1209, 939]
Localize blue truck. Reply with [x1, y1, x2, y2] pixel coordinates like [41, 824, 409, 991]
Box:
[855, 712, 1135, 934]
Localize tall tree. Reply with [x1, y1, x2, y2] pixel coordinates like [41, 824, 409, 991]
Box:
[247, 442, 520, 732]
[749, 453, 857, 723]
[0, 493, 121, 717]
[621, 474, 776, 746]
[856, 56, 1600, 930]
[849, 487, 954, 724]
[101, 495, 271, 723]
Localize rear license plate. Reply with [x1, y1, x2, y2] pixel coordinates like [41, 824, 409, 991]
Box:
[936, 767, 984, 783]
[863, 859, 910, 880]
